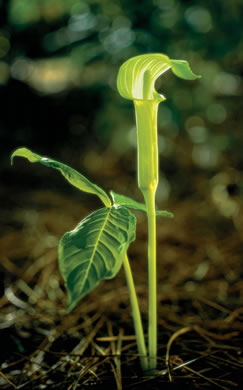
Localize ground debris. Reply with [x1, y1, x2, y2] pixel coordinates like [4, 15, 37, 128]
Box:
[0, 190, 242, 389]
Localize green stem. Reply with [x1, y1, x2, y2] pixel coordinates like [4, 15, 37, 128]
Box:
[123, 254, 148, 371]
[143, 188, 157, 371]
[133, 99, 159, 371]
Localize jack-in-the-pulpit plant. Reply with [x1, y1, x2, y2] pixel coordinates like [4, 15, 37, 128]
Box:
[11, 53, 200, 373]
[117, 54, 200, 370]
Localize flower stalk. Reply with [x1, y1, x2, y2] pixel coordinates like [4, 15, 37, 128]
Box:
[134, 99, 160, 370]
[117, 53, 200, 372]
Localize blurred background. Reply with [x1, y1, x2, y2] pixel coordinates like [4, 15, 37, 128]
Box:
[0, 0, 243, 212]
[0, 2, 243, 380]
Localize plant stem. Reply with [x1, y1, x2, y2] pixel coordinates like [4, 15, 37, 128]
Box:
[123, 254, 148, 371]
[143, 187, 157, 371]
[133, 99, 159, 371]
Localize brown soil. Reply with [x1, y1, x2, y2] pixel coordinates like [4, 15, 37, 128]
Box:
[0, 169, 242, 389]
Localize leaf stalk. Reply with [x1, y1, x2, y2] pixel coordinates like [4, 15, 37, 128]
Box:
[123, 254, 148, 370]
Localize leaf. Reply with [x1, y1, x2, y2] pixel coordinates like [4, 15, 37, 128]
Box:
[110, 191, 174, 218]
[111, 190, 147, 211]
[117, 53, 201, 101]
[156, 210, 174, 218]
[11, 147, 111, 208]
[58, 206, 136, 311]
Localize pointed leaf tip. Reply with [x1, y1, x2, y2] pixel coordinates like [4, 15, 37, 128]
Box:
[10, 147, 111, 207]
[156, 210, 174, 218]
[11, 147, 39, 165]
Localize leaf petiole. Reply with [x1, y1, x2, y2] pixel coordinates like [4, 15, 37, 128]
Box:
[123, 254, 148, 371]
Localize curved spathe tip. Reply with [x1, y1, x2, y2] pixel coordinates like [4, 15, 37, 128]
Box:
[117, 53, 201, 101]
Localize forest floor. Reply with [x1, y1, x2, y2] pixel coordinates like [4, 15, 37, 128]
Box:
[0, 161, 243, 390]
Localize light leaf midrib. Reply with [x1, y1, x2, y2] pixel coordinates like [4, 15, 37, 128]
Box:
[83, 207, 112, 287]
